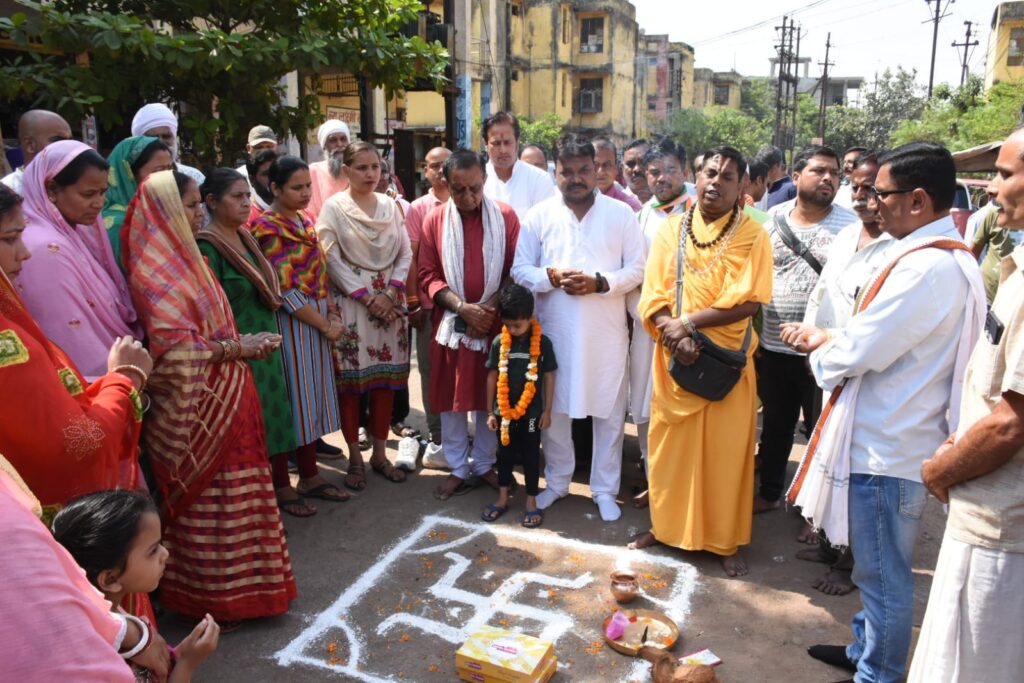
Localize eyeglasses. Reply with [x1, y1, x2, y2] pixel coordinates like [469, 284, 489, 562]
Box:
[870, 186, 915, 199]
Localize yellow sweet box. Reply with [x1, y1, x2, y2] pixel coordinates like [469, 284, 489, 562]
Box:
[455, 627, 555, 683]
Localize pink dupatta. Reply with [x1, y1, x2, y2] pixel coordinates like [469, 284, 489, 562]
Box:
[17, 140, 141, 379]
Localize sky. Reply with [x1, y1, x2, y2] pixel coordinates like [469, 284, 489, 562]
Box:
[632, 0, 995, 96]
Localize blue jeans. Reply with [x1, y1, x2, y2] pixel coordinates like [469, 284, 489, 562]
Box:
[846, 474, 927, 683]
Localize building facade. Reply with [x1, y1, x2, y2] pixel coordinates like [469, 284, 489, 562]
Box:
[692, 69, 742, 109]
[508, 0, 646, 145]
[986, 2, 1024, 88]
[643, 34, 695, 122]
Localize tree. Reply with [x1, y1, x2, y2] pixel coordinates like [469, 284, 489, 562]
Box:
[0, 0, 448, 164]
[858, 67, 927, 149]
[518, 114, 565, 153]
[657, 105, 769, 161]
[893, 75, 1024, 151]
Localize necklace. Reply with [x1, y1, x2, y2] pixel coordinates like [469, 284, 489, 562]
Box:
[496, 319, 543, 446]
[680, 203, 743, 278]
[684, 203, 738, 248]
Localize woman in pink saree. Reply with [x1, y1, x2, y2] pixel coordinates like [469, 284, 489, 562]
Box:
[16, 140, 142, 379]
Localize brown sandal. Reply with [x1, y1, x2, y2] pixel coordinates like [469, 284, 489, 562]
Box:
[370, 456, 406, 483]
[344, 463, 367, 491]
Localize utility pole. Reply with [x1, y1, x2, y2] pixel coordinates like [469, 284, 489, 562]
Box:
[925, 0, 955, 98]
[952, 21, 979, 86]
[773, 16, 799, 158]
[773, 15, 790, 150]
[789, 24, 801, 160]
[818, 33, 833, 141]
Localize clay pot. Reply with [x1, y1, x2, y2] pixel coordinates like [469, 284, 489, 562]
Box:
[610, 570, 640, 603]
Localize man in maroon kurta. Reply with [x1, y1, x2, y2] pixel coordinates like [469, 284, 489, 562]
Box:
[418, 150, 520, 499]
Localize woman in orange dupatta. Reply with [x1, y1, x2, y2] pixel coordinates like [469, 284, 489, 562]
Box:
[123, 170, 296, 623]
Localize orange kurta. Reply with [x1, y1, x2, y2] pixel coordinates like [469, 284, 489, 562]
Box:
[638, 208, 772, 555]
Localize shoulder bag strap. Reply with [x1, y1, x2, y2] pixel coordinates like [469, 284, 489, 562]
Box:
[773, 213, 823, 275]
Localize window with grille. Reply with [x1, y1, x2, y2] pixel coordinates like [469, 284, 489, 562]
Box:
[714, 84, 730, 106]
[580, 17, 604, 53]
[580, 78, 604, 113]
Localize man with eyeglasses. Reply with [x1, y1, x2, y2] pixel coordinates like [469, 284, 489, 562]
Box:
[782, 143, 986, 683]
[755, 146, 856, 517]
[793, 151, 893, 597]
[592, 137, 642, 211]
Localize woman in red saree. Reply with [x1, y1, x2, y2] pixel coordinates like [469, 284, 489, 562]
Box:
[0, 184, 148, 518]
[123, 170, 296, 623]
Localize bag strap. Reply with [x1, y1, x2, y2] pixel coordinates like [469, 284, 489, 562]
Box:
[773, 213, 823, 275]
[676, 218, 754, 352]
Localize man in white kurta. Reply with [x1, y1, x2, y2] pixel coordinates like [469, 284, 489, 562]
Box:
[512, 136, 645, 522]
[628, 140, 692, 471]
[481, 112, 556, 220]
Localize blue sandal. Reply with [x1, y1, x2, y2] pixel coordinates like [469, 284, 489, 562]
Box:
[481, 503, 508, 522]
[522, 509, 544, 528]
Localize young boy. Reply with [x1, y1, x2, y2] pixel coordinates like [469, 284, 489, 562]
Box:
[483, 284, 557, 528]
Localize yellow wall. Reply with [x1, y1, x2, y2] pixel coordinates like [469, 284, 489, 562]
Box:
[405, 91, 446, 128]
[509, 0, 640, 145]
[987, 13, 1024, 88]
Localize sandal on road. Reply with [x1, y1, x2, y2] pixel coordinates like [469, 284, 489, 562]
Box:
[298, 482, 350, 502]
[344, 463, 367, 491]
[522, 509, 544, 528]
[277, 495, 317, 518]
[371, 456, 406, 483]
[481, 503, 508, 523]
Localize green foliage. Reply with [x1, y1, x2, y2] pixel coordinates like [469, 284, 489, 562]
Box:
[893, 75, 1024, 151]
[518, 113, 565, 152]
[858, 67, 927, 149]
[0, 0, 448, 164]
[657, 105, 770, 160]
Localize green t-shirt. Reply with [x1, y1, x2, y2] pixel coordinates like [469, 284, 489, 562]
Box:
[486, 331, 557, 422]
[974, 210, 1016, 304]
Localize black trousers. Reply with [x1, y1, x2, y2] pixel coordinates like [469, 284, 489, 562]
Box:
[756, 347, 820, 501]
[497, 417, 541, 496]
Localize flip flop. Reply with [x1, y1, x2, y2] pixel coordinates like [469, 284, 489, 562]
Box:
[298, 482, 350, 502]
[391, 422, 421, 438]
[277, 496, 317, 518]
[452, 477, 479, 496]
[481, 503, 508, 522]
[522, 509, 544, 528]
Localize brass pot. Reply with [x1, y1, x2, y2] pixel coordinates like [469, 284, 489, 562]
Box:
[610, 570, 640, 603]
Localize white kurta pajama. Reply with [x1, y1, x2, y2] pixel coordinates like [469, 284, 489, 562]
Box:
[484, 160, 557, 221]
[627, 198, 689, 461]
[513, 191, 646, 506]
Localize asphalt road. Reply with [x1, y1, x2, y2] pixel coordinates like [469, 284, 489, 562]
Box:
[159, 357, 944, 682]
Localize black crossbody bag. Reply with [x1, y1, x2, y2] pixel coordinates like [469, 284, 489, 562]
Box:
[668, 222, 752, 401]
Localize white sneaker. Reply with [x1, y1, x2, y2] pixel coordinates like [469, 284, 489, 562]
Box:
[422, 441, 449, 470]
[395, 436, 419, 471]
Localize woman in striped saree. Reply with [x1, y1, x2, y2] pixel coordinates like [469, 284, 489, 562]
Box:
[123, 170, 296, 624]
[251, 157, 345, 497]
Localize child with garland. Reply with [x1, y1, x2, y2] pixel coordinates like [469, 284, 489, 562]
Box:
[483, 284, 557, 528]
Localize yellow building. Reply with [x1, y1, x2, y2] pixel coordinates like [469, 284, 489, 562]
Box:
[508, 0, 646, 145]
[986, 2, 1024, 88]
[692, 68, 742, 110]
[643, 34, 695, 122]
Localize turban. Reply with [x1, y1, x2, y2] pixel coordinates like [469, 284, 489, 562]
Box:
[131, 103, 178, 137]
[317, 120, 350, 149]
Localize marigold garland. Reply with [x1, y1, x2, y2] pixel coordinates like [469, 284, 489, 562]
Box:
[497, 319, 543, 446]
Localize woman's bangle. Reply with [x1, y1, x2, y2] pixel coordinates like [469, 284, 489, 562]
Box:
[112, 364, 148, 387]
[218, 339, 242, 361]
[408, 304, 422, 314]
[384, 288, 398, 304]
[119, 614, 151, 659]
[406, 295, 420, 307]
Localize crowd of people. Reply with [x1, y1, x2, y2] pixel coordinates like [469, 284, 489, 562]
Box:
[0, 101, 1021, 683]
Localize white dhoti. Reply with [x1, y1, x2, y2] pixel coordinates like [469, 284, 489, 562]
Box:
[908, 533, 1024, 683]
[540, 368, 628, 501]
[440, 411, 498, 481]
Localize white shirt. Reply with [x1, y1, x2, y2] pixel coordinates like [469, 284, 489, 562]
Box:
[512, 191, 646, 418]
[804, 220, 894, 329]
[484, 159, 556, 221]
[832, 183, 853, 209]
[1, 167, 23, 194]
[627, 196, 688, 421]
[809, 216, 982, 481]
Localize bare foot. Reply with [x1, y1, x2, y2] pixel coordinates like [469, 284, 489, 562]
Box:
[479, 470, 501, 490]
[632, 489, 649, 509]
[812, 569, 855, 596]
[796, 546, 835, 564]
[627, 531, 659, 550]
[432, 474, 465, 501]
[753, 495, 780, 514]
[720, 552, 748, 577]
[796, 522, 820, 545]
